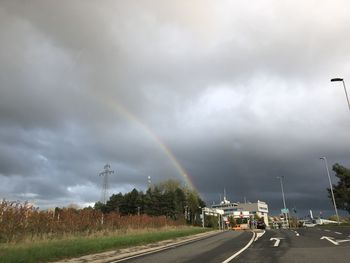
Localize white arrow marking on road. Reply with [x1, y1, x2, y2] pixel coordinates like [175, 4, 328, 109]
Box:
[254, 230, 265, 242]
[270, 238, 283, 247]
[320, 236, 339, 245]
[337, 239, 350, 243]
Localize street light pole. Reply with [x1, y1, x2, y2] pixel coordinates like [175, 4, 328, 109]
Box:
[277, 176, 289, 228]
[320, 157, 340, 225]
[331, 78, 350, 111]
[202, 208, 205, 228]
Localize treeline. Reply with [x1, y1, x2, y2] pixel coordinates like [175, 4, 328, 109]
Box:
[95, 180, 205, 225]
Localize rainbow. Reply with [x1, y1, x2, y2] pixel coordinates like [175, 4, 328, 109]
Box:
[94, 93, 197, 192]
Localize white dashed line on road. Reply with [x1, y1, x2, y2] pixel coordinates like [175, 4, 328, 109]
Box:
[335, 232, 342, 235]
[324, 229, 331, 232]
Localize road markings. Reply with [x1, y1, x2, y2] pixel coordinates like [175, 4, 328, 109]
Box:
[334, 232, 342, 235]
[324, 229, 331, 232]
[222, 231, 256, 263]
[321, 236, 350, 246]
[321, 236, 339, 245]
[338, 240, 350, 243]
[254, 230, 265, 242]
[270, 237, 283, 247]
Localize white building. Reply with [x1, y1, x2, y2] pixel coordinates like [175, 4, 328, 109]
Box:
[212, 197, 269, 226]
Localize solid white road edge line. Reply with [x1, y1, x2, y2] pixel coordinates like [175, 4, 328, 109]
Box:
[222, 231, 256, 263]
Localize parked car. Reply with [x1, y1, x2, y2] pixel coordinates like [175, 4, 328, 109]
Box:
[257, 220, 266, 229]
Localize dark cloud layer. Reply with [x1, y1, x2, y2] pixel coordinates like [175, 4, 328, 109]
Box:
[1, 1, 350, 216]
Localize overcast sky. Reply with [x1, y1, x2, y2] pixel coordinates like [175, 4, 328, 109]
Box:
[1, 0, 350, 216]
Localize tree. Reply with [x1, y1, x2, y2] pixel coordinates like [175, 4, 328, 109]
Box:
[120, 188, 142, 215]
[94, 179, 206, 223]
[106, 193, 124, 213]
[329, 163, 350, 214]
[94, 202, 108, 213]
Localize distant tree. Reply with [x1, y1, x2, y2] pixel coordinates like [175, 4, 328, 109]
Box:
[106, 193, 124, 213]
[94, 201, 108, 213]
[120, 188, 142, 215]
[157, 179, 182, 193]
[228, 216, 236, 227]
[174, 187, 186, 219]
[329, 163, 350, 214]
[205, 215, 219, 228]
[182, 185, 206, 225]
[95, 179, 206, 224]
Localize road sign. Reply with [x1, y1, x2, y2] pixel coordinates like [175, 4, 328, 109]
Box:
[281, 208, 289, 214]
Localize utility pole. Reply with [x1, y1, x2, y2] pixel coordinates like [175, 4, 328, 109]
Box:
[320, 157, 340, 225]
[99, 164, 115, 204]
[277, 176, 289, 228]
[202, 208, 205, 228]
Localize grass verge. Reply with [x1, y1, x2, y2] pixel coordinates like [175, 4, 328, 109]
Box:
[0, 227, 212, 263]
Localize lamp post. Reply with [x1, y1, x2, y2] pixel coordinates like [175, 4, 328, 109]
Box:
[320, 157, 340, 225]
[331, 78, 350, 111]
[277, 176, 289, 228]
[202, 208, 205, 228]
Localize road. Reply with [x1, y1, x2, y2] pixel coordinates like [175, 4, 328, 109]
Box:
[235, 226, 350, 263]
[111, 227, 350, 263]
[111, 230, 253, 263]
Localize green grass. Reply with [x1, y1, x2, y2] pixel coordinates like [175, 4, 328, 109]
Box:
[0, 227, 212, 263]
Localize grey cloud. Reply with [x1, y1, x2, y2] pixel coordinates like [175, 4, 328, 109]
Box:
[0, 1, 350, 213]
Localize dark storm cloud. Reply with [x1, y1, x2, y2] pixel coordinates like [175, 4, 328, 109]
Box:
[0, 0, 350, 213]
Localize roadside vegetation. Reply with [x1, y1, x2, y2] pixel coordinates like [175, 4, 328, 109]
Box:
[0, 226, 209, 263]
[0, 180, 210, 262]
[328, 163, 350, 214]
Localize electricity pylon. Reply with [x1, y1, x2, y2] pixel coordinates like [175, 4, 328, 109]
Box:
[99, 164, 114, 204]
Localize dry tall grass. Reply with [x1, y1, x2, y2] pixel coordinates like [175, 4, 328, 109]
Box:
[0, 200, 184, 243]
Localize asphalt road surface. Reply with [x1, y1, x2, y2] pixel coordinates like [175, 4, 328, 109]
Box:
[112, 230, 253, 263]
[112, 227, 350, 263]
[235, 226, 350, 263]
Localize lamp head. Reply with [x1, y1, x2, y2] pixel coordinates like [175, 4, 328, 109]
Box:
[331, 78, 343, 82]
